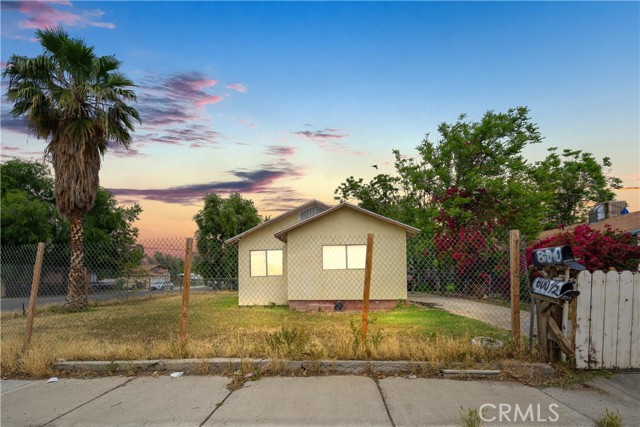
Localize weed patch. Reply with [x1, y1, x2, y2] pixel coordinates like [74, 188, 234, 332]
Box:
[2, 292, 517, 377]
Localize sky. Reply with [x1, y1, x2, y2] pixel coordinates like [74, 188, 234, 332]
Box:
[1, 0, 639, 241]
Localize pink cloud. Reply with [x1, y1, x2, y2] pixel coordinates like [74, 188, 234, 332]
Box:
[163, 72, 222, 110]
[293, 129, 349, 140]
[10, 0, 115, 31]
[227, 83, 247, 93]
[292, 127, 364, 156]
[195, 95, 223, 109]
[109, 162, 304, 205]
[1, 146, 21, 152]
[238, 118, 256, 128]
[137, 71, 223, 123]
[266, 145, 297, 157]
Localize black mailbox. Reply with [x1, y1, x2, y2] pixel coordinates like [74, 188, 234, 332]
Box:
[531, 245, 586, 271]
[531, 277, 579, 301]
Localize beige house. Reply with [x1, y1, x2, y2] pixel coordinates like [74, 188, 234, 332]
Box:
[226, 201, 419, 310]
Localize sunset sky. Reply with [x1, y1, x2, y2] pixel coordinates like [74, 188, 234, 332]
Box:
[1, 1, 638, 241]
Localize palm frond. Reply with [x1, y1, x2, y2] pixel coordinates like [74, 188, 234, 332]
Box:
[4, 27, 141, 217]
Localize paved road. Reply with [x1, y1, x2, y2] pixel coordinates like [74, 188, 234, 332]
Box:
[408, 292, 535, 337]
[2, 372, 638, 426]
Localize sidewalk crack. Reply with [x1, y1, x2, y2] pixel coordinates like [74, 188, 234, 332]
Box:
[199, 388, 235, 427]
[40, 377, 137, 427]
[374, 378, 396, 427]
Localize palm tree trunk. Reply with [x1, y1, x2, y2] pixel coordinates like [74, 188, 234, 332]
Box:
[65, 210, 86, 309]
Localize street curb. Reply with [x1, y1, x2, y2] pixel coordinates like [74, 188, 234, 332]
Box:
[53, 358, 555, 378]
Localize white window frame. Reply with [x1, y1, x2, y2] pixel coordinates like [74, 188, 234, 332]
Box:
[250, 249, 283, 277]
[322, 244, 366, 270]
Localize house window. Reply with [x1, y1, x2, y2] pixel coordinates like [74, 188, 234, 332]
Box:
[250, 250, 283, 277]
[322, 245, 366, 270]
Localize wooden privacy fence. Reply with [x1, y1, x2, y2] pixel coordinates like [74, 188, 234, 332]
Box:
[568, 270, 639, 369]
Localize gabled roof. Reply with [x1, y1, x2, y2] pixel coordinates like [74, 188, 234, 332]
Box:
[274, 202, 420, 242]
[225, 200, 331, 246]
[536, 211, 640, 241]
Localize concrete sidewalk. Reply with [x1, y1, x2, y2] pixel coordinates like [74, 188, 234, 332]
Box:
[2, 373, 638, 427]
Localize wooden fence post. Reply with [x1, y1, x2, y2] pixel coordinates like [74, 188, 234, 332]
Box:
[510, 230, 521, 347]
[23, 242, 45, 353]
[180, 238, 193, 343]
[361, 233, 374, 342]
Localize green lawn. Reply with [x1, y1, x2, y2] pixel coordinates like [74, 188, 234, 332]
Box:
[2, 292, 514, 377]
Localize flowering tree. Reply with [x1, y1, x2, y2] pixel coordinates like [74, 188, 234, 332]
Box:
[527, 225, 640, 272]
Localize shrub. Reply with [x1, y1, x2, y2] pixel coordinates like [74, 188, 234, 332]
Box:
[527, 224, 640, 272]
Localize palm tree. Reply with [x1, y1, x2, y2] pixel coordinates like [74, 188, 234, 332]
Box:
[3, 27, 140, 308]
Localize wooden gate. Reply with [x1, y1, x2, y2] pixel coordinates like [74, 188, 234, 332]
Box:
[569, 271, 639, 369]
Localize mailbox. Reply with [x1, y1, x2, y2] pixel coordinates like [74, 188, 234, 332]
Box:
[531, 245, 586, 271]
[531, 277, 579, 302]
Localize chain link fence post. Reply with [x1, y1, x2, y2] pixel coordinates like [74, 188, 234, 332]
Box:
[22, 242, 45, 354]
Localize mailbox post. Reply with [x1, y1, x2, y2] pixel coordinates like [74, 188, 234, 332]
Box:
[530, 245, 584, 363]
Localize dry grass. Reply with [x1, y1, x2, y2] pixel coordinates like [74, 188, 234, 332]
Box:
[1, 292, 520, 377]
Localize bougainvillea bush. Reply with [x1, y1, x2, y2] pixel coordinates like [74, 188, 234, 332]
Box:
[527, 224, 640, 272]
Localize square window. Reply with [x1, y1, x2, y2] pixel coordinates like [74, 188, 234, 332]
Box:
[267, 250, 283, 276]
[322, 244, 367, 270]
[250, 251, 267, 277]
[347, 245, 366, 269]
[250, 249, 283, 277]
[323, 246, 346, 270]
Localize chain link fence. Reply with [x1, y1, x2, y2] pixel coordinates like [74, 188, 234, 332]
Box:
[1, 231, 531, 367]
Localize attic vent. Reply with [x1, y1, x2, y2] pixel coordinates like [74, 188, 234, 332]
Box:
[588, 201, 628, 223]
[300, 205, 326, 221]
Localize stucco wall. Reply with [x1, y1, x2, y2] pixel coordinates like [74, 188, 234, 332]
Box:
[237, 214, 301, 306]
[286, 208, 408, 301]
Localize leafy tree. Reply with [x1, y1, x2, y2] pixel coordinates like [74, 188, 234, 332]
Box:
[1, 160, 143, 291]
[1, 189, 57, 246]
[532, 148, 622, 230]
[1, 160, 58, 245]
[337, 107, 546, 236]
[193, 193, 261, 281]
[3, 27, 140, 308]
[0, 159, 54, 202]
[336, 107, 624, 296]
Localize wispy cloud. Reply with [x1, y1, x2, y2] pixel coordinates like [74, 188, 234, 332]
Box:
[105, 143, 147, 159]
[1, 0, 115, 33]
[237, 118, 256, 128]
[293, 128, 349, 141]
[257, 189, 313, 213]
[109, 162, 304, 205]
[227, 83, 247, 93]
[138, 125, 221, 148]
[0, 144, 44, 161]
[0, 107, 30, 136]
[137, 71, 222, 126]
[265, 145, 297, 157]
[292, 127, 364, 156]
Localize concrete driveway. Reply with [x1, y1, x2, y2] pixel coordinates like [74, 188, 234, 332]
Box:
[408, 292, 534, 337]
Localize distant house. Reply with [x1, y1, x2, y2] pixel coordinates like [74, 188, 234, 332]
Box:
[536, 210, 640, 242]
[226, 200, 419, 310]
[140, 264, 170, 287]
[126, 264, 170, 289]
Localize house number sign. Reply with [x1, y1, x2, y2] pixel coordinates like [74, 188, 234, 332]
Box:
[532, 277, 568, 298]
[531, 245, 586, 270]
